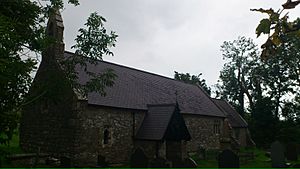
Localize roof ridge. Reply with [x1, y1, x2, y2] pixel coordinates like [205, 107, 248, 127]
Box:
[64, 50, 198, 88]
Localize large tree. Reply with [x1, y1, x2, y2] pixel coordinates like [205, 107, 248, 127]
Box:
[218, 36, 259, 117]
[218, 35, 300, 146]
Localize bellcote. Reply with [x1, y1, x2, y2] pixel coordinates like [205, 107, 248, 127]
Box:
[43, 9, 65, 61]
[46, 9, 64, 42]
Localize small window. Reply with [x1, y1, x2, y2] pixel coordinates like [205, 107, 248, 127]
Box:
[213, 120, 220, 134]
[103, 129, 110, 144]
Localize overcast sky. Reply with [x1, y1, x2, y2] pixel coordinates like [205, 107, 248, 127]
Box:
[61, 0, 300, 88]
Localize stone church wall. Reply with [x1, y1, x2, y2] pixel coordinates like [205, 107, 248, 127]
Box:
[73, 105, 146, 165]
[183, 114, 224, 152]
[233, 127, 247, 147]
[20, 60, 79, 159]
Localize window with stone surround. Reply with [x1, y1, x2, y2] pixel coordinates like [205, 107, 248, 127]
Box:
[213, 120, 220, 134]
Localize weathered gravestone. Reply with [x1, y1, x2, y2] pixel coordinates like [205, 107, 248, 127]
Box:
[218, 149, 240, 168]
[130, 147, 148, 168]
[286, 143, 298, 161]
[271, 141, 286, 168]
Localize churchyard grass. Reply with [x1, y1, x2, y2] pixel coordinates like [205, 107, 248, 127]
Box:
[0, 132, 22, 154]
[2, 133, 300, 168]
[193, 147, 300, 168]
[0, 132, 23, 167]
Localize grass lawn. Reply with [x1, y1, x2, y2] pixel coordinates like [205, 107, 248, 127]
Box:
[0, 132, 24, 167]
[0, 133, 23, 155]
[1, 134, 300, 168]
[193, 147, 300, 168]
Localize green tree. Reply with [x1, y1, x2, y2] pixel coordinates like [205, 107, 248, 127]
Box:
[63, 12, 118, 96]
[0, 0, 45, 145]
[218, 36, 259, 117]
[0, 0, 117, 145]
[250, 97, 278, 148]
[174, 71, 211, 96]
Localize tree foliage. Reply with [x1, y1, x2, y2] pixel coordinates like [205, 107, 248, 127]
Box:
[218, 36, 259, 117]
[0, 0, 44, 145]
[174, 71, 211, 96]
[218, 35, 300, 147]
[0, 0, 117, 145]
[251, 0, 300, 59]
[63, 12, 118, 96]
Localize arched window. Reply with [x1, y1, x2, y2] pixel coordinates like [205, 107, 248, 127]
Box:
[103, 128, 110, 144]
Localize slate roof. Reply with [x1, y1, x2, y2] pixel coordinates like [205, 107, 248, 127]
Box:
[212, 99, 248, 128]
[135, 104, 174, 140]
[65, 51, 225, 117]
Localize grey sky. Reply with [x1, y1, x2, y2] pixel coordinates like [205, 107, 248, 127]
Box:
[61, 0, 300, 87]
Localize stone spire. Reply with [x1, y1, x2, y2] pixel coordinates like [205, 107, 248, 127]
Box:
[43, 9, 65, 61]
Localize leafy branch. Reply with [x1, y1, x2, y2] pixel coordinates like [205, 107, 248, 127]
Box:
[251, 0, 300, 59]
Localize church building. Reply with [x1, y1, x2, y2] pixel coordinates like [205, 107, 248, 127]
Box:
[20, 10, 253, 167]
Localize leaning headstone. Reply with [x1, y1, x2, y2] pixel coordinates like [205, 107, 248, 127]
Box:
[130, 148, 148, 168]
[218, 149, 240, 168]
[271, 141, 286, 168]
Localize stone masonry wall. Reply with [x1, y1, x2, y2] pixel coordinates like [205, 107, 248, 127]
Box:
[73, 105, 145, 166]
[183, 114, 224, 152]
[233, 128, 247, 147]
[20, 61, 78, 158]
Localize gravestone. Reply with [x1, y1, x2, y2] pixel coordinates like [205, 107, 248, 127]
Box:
[130, 147, 148, 168]
[218, 149, 240, 168]
[271, 141, 286, 168]
[286, 143, 298, 161]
